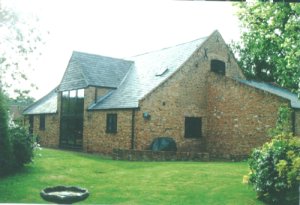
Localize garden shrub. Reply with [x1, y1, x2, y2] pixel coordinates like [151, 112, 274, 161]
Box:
[9, 125, 35, 168]
[0, 91, 14, 176]
[248, 105, 300, 205]
[248, 133, 300, 204]
[0, 91, 36, 176]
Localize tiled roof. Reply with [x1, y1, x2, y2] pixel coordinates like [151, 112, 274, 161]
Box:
[89, 36, 208, 110]
[23, 88, 58, 115]
[239, 80, 300, 109]
[59, 51, 133, 91]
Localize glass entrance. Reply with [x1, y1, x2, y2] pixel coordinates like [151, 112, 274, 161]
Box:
[60, 89, 84, 149]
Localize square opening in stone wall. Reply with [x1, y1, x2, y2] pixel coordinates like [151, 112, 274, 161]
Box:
[211, 59, 225, 75]
[184, 117, 202, 138]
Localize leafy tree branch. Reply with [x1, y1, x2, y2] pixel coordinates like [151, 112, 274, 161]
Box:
[231, 2, 300, 94]
[0, 1, 46, 96]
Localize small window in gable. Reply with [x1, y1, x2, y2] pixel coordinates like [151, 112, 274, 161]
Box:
[39, 114, 45, 131]
[211, 60, 225, 75]
[106, 113, 117, 134]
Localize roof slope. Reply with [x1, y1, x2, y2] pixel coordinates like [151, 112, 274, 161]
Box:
[23, 31, 300, 114]
[23, 88, 57, 115]
[239, 80, 300, 109]
[59, 51, 133, 91]
[90, 36, 208, 110]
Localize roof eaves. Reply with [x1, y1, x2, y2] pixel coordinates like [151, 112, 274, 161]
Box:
[88, 106, 139, 111]
[86, 85, 117, 89]
[238, 79, 300, 109]
[58, 85, 89, 92]
[24, 111, 57, 116]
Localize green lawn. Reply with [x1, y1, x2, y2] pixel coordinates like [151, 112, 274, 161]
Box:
[0, 148, 264, 205]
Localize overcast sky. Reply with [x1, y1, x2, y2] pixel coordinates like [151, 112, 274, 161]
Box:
[6, 0, 242, 99]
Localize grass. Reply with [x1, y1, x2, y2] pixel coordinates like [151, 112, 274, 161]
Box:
[0, 148, 265, 205]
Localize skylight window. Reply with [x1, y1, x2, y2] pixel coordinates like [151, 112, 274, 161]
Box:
[155, 68, 169, 76]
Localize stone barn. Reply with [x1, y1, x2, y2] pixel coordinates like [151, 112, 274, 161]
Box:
[23, 30, 300, 159]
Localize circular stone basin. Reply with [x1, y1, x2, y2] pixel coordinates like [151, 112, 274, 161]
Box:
[40, 186, 89, 204]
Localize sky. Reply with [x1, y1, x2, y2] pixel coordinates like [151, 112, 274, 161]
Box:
[5, 0, 242, 99]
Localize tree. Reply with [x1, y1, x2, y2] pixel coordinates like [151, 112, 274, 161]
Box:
[0, 91, 14, 176]
[231, 2, 300, 93]
[0, 1, 44, 95]
[0, 1, 44, 176]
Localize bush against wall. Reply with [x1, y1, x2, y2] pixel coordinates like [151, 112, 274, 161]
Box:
[248, 105, 300, 205]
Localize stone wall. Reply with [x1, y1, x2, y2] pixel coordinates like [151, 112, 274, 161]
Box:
[83, 86, 133, 154]
[206, 73, 289, 157]
[25, 114, 60, 148]
[112, 149, 210, 161]
[83, 109, 133, 154]
[294, 109, 300, 136]
[134, 31, 244, 153]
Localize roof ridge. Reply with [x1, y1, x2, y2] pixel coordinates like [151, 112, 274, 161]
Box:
[129, 36, 209, 58]
[73, 50, 133, 63]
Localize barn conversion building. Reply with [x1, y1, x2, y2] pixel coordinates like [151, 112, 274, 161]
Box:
[23, 31, 300, 159]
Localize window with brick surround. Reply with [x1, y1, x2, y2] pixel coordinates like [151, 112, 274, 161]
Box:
[106, 113, 117, 134]
[39, 114, 45, 130]
[211, 59, 225, 75]
[184, 117, 202, 138]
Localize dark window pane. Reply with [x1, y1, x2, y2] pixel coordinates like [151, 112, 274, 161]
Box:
[61, 91, 69, 114]
[39, 114, 45, 130]
[61, 90, 84, 115]
[211, 60, 225, 75]
[185, 117, 202, 138]
[106, 114, 117, 133]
